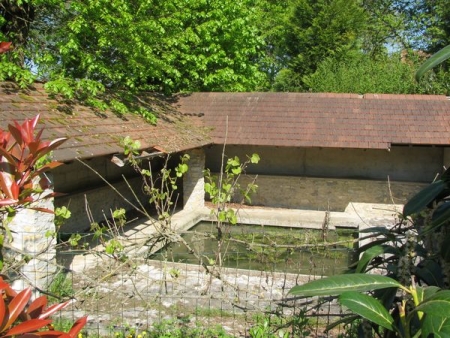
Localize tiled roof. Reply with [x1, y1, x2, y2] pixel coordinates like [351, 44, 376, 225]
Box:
[0, 82, 211, 162]
[173, 92, 450, 149]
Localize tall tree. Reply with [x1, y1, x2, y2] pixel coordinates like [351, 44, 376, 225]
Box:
[273, 0, 367, 91]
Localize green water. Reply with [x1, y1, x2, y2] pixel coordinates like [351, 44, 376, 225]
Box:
[150, 222, 357, 276]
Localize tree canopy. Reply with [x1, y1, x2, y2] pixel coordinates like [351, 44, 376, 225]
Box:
[0, 0, 450, 109]
[270, 0, 450, 93]
[0, 0, 267, 121]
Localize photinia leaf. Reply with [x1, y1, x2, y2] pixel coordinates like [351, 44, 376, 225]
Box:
[32, 331, 72, 337]
[26, 296, 47, 319]
[35, 161, 65, 173]
[0, 171, 18, 200]
[0, 292, 6, 331]
[0, 199, 19, 206]
[4, 288, 32, 330]
[29, 207, 53, 214]
[339, 291, 394, 331]
[3, 319, 51, 336]
[68, 316, 88, 338]
[289, 274, 402, 297]
[8, 124, 24, 147]
[29, 114, 40, 130]
[0, 280, 9, 290]
[44, 138, 67, 154]
[38, 301, 70, 320]
[0, 147, 17, 166]
[403, 180, 446, 217]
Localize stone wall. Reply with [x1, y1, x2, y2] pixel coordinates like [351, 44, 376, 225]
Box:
[7, 186, 57, 291]
[232, 174, 427, 211]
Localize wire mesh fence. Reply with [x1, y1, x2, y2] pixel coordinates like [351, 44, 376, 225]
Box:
[7, 228, 356, 337]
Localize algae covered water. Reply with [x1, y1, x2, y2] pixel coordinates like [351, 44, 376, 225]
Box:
[150, 222, 356, 276]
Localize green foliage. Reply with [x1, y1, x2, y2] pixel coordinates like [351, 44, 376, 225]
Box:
[26, 0, 266, 94]
[0, 0, 266, 122]
[289, 274, 404, 297]
[144, 319, 233, 338]
[121, 137, 190, 230]
[120, 136, 141, 157]
[54, 206, 72, 228]
[88, 207, 127, 259]
[304, 52, 450, 95]
[68, 233, 83, 247]
[204, 153, 259, 225]
[47, 271, 74, 302]
[289, 272, 450, 336]
[275, 0, 366, 91]
[288, 164, 450, 337]
[249, 312, 311, 338]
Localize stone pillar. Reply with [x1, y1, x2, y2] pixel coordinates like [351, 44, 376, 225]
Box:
[6, 182, 57, 292]
[183, 148, 205, 211]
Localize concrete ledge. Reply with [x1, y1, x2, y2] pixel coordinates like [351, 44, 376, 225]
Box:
[68, 202, 403, 271]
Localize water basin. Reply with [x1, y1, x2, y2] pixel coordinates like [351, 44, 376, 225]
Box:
[150, 222, 357, 276]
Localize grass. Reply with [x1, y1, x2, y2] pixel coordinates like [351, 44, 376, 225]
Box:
[47, 271, 74, 303]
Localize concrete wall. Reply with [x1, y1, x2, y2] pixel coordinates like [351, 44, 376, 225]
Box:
[52, 157, 139, 192]
[236, 174, 427, 211]
[206, 145, 444, 183]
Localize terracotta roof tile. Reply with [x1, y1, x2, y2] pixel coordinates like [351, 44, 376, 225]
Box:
[174, 92, 450, 149]
[0, 83, 211, 161]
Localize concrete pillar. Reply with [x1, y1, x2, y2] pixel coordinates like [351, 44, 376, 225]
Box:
[183, 148, 205, 211]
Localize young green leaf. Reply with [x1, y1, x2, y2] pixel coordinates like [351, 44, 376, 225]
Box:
[250, 153, 260, 164]
[339, 291, 394, 331]
[289, 274, 402, 297]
